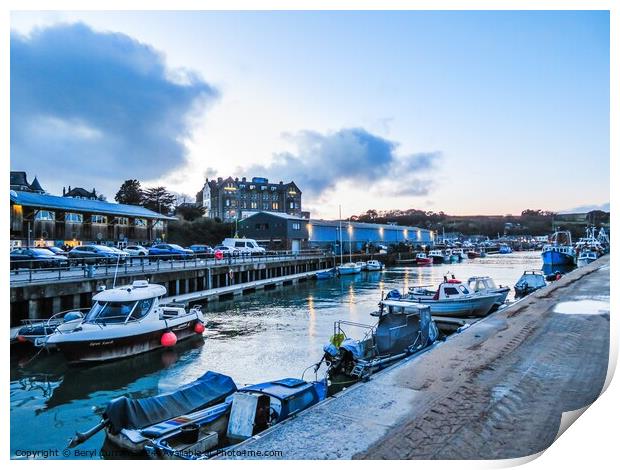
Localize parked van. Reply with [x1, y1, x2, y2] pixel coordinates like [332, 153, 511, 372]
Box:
[221, 238, 266, 255]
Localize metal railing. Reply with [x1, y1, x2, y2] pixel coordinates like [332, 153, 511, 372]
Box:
[10, 250, 332, 286]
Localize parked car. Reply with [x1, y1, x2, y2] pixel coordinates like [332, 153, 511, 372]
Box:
[123, 245, 149, 257]
[189, 244, 214, 258]
[44, 246, 69, 256]
[213, 245, 240, 258]
[10, 248, 70, 270]
[148, 243, 195, 259]
[221, 238, 266, 255]
[68, 245, 128, 265]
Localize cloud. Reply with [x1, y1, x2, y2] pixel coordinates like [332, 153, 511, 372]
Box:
[10, 23, 217, 196]
[244, 127, 440, 198]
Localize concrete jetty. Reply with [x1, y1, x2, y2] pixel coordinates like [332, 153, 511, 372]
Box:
[223, 256, 610, 460]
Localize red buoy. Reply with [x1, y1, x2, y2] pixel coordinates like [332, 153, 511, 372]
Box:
[194, 322, 205, 334]
[161, 331, 177, 347]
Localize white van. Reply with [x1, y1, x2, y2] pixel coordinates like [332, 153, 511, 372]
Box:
[221, 238, 266, 255]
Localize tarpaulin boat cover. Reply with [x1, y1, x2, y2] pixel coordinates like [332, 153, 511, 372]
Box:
[104, 371, 237, 434]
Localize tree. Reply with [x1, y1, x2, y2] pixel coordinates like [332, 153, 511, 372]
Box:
[175, 204, 206, 221]
[97, 194, 107, 201]
[142, 186, 177, 214]
[115, 179, 143, 205]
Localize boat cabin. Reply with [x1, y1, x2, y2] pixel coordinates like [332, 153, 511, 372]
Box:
[467, 276, 498, 293]
[81, 281, 166, 325]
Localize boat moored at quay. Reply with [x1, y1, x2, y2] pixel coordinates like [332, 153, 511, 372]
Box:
[42, 280, 206, 363]
[541, 231, 576, 266]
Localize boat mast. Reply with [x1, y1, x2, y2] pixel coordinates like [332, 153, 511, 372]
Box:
[339, 205, 343, 266]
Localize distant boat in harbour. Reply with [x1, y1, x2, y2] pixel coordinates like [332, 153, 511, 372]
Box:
[541, 231, 576, 265]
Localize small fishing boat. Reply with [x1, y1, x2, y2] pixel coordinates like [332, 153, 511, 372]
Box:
[43, 280, 206, 363]
[402, 275, 502, 318]
[429, 249, 445, 264]
[315, 268, 338, 279]
[577, 249, 598, 267]
[415, 252, 433, 266]
[337, 262, 362, 275]
[498, 244, 512, 254]
[451, 248, 467, 260]
[366, 260, 384, 271]
[467, 276, 510, 311]
[355, 261, 368, 271]
[12, 308, 89, 348]
[541, 231, 576, 265]
[467, 250, 480, 259]
[320, 299, 438, 382]
[514, 271, 546, 298]
[69, 371, 326, 459]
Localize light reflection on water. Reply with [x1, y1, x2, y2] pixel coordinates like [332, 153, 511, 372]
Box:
[10, 251, 544, 458]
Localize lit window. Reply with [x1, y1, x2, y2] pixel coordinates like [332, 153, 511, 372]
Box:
[134, 218, 147, 227]
[292, 222, 301, 230]
[35, 210, 55, 221]
[115, 217, 129, 225]
[65, 212, 83, 223]
[91, 214, 107, 224]
[153, 220, 164, 229]
[272, 202, 279, 210]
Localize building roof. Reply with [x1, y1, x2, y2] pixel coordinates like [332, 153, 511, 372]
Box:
[240, 210, 306, 221]
[308, 219, 428, 232]
[10, 171, 29, 187]
[30, 176, 44, 192]
[10, 190, 175, 220]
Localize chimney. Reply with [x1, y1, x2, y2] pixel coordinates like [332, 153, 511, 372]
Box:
[62, 187, 66, 196]
[242, 177, 246, 182]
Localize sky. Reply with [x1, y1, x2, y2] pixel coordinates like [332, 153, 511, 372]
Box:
[10, 10, 610, 218]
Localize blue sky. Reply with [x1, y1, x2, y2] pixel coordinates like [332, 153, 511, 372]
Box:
[10, 10, 609, 218]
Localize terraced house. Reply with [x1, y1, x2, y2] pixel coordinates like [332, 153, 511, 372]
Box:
[196, 176, 302, 222]
[9, 172, 173, 248]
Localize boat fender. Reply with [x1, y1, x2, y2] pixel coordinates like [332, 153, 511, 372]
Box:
[161, 331, 177, 347]
[447, 279, 461, 284]
[194, 321, 205, 334]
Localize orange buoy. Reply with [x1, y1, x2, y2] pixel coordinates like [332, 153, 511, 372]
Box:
[161, 331, 177, 347]
[194, 322, 205, 334]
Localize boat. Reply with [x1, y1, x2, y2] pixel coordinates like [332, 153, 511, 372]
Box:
[69, 371, 327, 459]
[12, 308, 89, 348]
[514, 271, 546, 298]
[355, 261, 368, 271]
[337, 262, 362, 275]
[466, 276, 510, 311]
[366, 260, 384, 271]
[541, 231, 576, 265]
[498, 244, 512, 254]
[428, 249, 445, 264]
[415, 252, 433, 266]
[315, 268, 338, 279]
[577, 249, 598, 267]
[467, 250, 480, 259]
[445, 249, 459, 263]
[451, 248, 467, 260]
[42, 280, 206, 363]
[320, 299, 438, 383]
[402, 275, 502, 318]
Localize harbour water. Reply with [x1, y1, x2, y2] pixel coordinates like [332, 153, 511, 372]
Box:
[10, 251, 544, 458]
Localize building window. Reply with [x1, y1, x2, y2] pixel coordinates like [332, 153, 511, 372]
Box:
[289, 201, 295, 209]
[135, 218, 147, 227]
[91, 214, 107, 224]
[261, 185, 267, 190]
[115, 217, 129, 225]
[292, 222, 301, 230]
[262, 193, 269, 200]
[65, 212, 83, 223]
[225, 199, 230, 207]
[272, 202, 279, 210]
[153, 220, 164, 229]
[271, 186, 276, 191]
[263, 203, 269, 210]
[249, 185, 255, 190]
[35, 210, 55, 221]
[251, 201, 258, 209]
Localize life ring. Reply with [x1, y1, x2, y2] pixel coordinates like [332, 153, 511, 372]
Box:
[214, 250, 224, 260]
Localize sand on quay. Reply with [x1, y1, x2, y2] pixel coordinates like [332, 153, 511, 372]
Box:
[222, 256, 610, 460]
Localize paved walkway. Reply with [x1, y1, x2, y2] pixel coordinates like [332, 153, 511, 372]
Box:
[223, 257, 610, 460]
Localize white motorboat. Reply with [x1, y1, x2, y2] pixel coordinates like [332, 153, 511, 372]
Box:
[428, 249, 445, 264]
[366, 260, 384, 271]
[43, 280, 206, 363]
[355, 261, 368, 271]
[467, 276, 510, 310]
[577, 249, 598, 267]
[337, 262, 362, 275]
[397, 275, 502, 318]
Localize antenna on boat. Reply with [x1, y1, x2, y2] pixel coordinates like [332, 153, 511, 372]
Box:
[112, 252, 121, 288]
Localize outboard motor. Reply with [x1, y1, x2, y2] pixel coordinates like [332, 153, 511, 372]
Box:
[385, 289, 402, 300]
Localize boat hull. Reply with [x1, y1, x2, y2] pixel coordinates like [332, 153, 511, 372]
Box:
[407, 295, 500, 318]
[337, 267, 362, 275]
[430, 256, 444, 264]
[49, 320, 203, 363]
[541, 250, 575, 265]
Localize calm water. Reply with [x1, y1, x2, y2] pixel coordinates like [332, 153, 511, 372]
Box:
[10, 251, 544, 458]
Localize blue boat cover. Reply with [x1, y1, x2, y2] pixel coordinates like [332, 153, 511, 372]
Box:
[385, 289, 402, 300]
[104, 371, 237, 434]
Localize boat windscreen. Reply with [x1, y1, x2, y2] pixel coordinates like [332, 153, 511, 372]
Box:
[84, 301, 137, 324]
